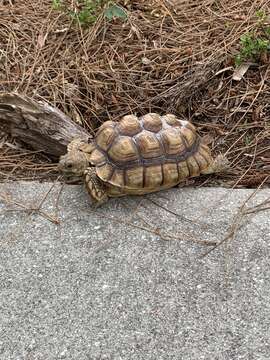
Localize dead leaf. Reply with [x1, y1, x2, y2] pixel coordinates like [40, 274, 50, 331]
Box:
[111, 94, 118, 104]
[232, 63, 250, 81]
[252, 106, 262, 122]
[37, 33, 48, 49]
[70, 108, 82, 125]
[260, 51, 269, 64]
[64, 81, 79, 99]
[141, 57, 151, 65]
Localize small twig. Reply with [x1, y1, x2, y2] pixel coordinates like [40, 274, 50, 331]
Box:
[93, 209, 217, 246]
[147, 197, 199, 225]
[0, 180, 61, 224]
[200, 176, 269, 258]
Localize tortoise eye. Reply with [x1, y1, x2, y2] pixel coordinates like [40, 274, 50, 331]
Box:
[66, 163, 73, 169]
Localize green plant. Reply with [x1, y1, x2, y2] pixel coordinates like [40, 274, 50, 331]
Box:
[52, 0, 62, 10]
[52, 0, 127, 26]
[235, 32, 270, 66]
[244, 134, 252, 146]
[255, 9, 267, 21]
[265, 27, 270, 35]
[104, 3, 127, 20]
[70, 0, 104, 25]
[235, 9, 270, 66]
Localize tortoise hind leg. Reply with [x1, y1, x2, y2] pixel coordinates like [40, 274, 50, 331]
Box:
[84, 167, 108, 207]
[201, 154, 229, 175]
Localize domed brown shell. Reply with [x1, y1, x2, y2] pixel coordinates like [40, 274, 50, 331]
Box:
[89, 113, 213, 192]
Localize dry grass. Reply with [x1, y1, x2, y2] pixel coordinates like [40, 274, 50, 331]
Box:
[0, 0, 270, 186]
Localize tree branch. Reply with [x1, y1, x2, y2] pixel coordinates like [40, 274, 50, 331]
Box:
[0, 92, 90, 157]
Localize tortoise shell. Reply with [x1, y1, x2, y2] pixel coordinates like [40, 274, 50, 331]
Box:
[88, 113, 212, 192]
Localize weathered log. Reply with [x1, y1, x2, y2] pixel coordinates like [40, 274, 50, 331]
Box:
[0, 92, 91, 157]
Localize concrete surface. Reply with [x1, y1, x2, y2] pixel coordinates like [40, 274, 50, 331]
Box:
[0, 182, 270, 360]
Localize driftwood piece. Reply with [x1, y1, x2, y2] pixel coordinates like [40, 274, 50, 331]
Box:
[0, 92, 91, 157]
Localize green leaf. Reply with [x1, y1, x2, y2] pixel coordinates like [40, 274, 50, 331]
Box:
[104, 4, 127, 21]
[255, 9, 266, 20]
[266, 27, 270, 35]
[235, 54, 242, 66]
[52, 0, 62, 10]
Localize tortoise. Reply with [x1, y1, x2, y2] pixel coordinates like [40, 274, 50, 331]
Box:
[58, 113, 228, 206]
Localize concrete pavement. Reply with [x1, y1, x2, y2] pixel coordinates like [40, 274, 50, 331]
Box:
[0, 182, 269, 359]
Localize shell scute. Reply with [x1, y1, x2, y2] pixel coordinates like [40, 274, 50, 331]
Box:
[193, 150, 210, 172]
[110, 169, 125, 188]
[96, 123, 116, 151]
[186, 156, 200, 177]
[163, 163, 179, 184]
[135, 131, 162, 159]
[118, 115, 141, 136]
[125, 166, 144, 188]
[142, 113, 163, 133]
[180, 126, 196, 147]
[144, 165, 163, 188]
[89, 149, 106, 165]
[108, 136, 138, 163]
[96, 163, 114, 182]
[162, 114, 179, 127]
[177, 161, 190, 179]
[160, 127, 186, 155]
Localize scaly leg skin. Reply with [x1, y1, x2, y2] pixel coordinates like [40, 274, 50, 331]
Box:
[201, 154, 229, 175]
[84, 167, 108, 208]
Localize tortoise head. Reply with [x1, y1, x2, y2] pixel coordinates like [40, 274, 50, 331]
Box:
[58, 150, 89, 179]
[58, 139, 92, 182]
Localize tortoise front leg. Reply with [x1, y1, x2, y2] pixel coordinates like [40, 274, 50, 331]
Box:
[84, 167, 108, 207]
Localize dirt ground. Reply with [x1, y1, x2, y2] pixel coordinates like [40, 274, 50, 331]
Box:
[0, 0, 270, 187]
